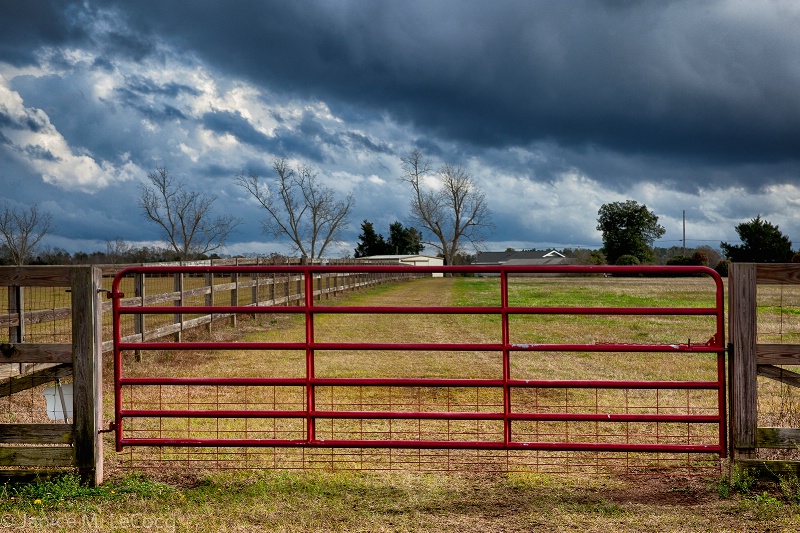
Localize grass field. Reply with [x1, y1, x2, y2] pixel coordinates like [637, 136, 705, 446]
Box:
[5, 274, 800, 531]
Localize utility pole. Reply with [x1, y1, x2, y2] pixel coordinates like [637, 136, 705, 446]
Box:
[682, 210, 686, 257]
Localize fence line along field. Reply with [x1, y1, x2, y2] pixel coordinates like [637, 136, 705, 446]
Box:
[112, 273, 727, 475]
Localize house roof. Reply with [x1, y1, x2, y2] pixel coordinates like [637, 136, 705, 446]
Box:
[355, 255, 444, 266]
[473, 250, 566, 265]
[358, 254, 440, 261]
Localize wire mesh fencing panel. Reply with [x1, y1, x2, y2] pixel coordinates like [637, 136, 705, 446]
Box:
[111, 265, 726, 476]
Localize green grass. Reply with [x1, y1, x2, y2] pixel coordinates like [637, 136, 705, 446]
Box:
[1, 469, 799, 532]
[452, 276, 720, 308]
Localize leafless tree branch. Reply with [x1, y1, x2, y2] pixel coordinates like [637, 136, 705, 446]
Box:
[0, 203, 52, 265]
[399, 150, 492, 265]
[234, 158, 355, 259]
[138, 168, 241, 260]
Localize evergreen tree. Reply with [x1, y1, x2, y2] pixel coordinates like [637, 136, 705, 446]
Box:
[354, 220, 388, 257]
[387, 222, 423, 255]
[720, 216, 794, 262]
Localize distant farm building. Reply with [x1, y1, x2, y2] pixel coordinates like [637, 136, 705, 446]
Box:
[356, 254, 445, 277]
[473, 249, 569, 266]
[472, 250, 570, 275]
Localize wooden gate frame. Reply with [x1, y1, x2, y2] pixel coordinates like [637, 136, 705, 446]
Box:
[1, 266, 103, 485]
[730, 263, 800, 476]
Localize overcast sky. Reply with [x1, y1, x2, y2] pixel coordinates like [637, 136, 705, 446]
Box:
[1, 0, 799, 258]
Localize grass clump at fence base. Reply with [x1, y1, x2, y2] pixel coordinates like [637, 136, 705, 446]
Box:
[0, 472, 174, 512]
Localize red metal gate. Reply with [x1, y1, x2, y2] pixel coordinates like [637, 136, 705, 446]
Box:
[110, 264, 726, 465]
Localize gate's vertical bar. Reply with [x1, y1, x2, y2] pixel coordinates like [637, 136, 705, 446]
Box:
[112, 270, 124, 452]
[304, 265, 316, 442]
[500, 269, 512, 446]
[714, 270, 728, 458]
[133, 272, 144, 362]
[231, 258, 239, 327]
[173, 270, 182, 342]
[72, 266, 103, 486]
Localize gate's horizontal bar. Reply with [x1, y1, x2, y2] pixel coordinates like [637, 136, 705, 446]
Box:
[118, 376, 721, 389]
[507, 379, 721, 389]
[116, 304, 720, 316]
[118, 437, 722, 454]
[120, 377, 307, 386]
[507, 343, 722, 353]
[112, 264, 722, 275]
[117, 305, 307, 315]
[313, 306, 720, 316]
[120, 408, 720, 424]
[118, 341, 510, 351]
[117, 340, 721, 353]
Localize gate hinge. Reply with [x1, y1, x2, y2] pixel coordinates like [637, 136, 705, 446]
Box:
[100, 289, 124, 299]
[98, 422, 116, 434]
[727, 343, 734, 359]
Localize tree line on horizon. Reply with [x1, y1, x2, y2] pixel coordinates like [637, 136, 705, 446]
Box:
[1, 155, 797, 269]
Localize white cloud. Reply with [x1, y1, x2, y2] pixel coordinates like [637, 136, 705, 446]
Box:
[0, 74, 140, 192]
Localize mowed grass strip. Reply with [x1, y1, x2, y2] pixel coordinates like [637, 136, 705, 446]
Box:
[3, 468, 800, 532]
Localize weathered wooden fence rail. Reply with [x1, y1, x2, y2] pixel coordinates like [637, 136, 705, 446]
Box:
[2, 258, 409, 354]
[100, 258, 411, 352]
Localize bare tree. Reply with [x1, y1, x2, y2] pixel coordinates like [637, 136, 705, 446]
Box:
[399, 149, 492, 265]
[0, 203, 52, 265]
[105, 237, 131, 264]
[138, 168, 241, 260]
[235, 158, 355, 260]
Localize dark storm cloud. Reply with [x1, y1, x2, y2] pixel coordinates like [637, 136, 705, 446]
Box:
[74, 0, 798, 184]
[0, 1, 89, 65]
[125, 76, 200, 98]
[5, 0, 798, 185]
[109, 75, 197, 122]
[202, 110, 271, 148]
[115, 85, 189, 122]
[0, 109, 47, 133]
[2, 0, 799, 254]
[345, 132, 393, 155]
[267, 124, 326, 162]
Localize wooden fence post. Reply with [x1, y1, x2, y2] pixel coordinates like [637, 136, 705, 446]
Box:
[730, 263, 757, 459]
[251, 257, 260, 317]
[7, 285, 29, 374]
[205, 272, 214, 332]
[71, 266, 103, 486]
